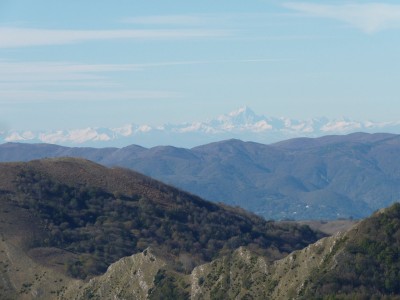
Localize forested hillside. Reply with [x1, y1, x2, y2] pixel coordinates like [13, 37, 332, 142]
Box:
[0, 158, 321, 281]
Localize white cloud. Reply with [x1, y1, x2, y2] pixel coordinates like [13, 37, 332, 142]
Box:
[38, 128, 111, 144]
[136, 125, 153, 133]
[113, 124, 134, 136]
[251, 120, 273, 132]
[5, 131, 35, 142]
[0, 27, 230, 48]
[321, 120, 362, 132]
[178, 122, 217, 134]
[283, 2, 400, 33]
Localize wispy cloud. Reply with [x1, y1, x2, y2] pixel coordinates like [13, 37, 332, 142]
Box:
[120, 13, 260, 27]
[0, 90, 177, 103]
[0, 58, 280, 103]
[121, 15, 205, 26]
[0, 59, 283, 82]
[0, 61, 140, 82]
[0, 61, 178, 102]
[0, 27, 230, 48]
[283, 2, 400, 33]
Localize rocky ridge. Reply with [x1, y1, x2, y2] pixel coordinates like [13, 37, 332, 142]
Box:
[3, 203, 400, 299]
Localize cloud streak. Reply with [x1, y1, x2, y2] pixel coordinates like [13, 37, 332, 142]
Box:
[0, 27, 230, 48]
[121, 15, 205, 26]
[0, 59, 283, 82]
[0, 90, 177, 103]
[0, 61, 140, 82]
[0, 59, 280, 103]
[283, 2, 400, 33]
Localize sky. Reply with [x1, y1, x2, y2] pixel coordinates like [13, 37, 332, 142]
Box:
[1, 0, 400, 132]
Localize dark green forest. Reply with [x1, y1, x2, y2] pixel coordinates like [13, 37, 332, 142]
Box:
[303, 204, 400, 299]
[8, 163, 321, 279]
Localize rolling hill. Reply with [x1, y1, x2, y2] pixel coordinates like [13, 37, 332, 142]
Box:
[67, 203, 400, 299]
[1, 132, 400, 220]
[4, 197, 400, 299]
[0, 158, 322, 299]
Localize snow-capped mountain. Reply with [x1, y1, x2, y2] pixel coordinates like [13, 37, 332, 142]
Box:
[3, 107, 400, 147]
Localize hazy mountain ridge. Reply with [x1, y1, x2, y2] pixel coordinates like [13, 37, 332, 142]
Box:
[3, 107, 400, 147]
[2, 132, 400, 220]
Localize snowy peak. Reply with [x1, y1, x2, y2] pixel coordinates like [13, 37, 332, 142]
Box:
[2, 107, 400, 147]
[227, 106, 257, 119]
[218, 106, 259, 123]
[214, 106, 271, 132]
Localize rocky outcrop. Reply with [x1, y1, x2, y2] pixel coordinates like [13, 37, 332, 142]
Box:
[188, 232, 348, 299]
[63, 249, 166, 300]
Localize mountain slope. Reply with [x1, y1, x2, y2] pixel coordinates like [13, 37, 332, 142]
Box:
[63, 249, 166, 300]
[3, 157, 400, 299]
[0, 158, 321, 291]
[191, 203, 400, 299]
[58, 203, 400, 299]
[2, 132, 400, 220]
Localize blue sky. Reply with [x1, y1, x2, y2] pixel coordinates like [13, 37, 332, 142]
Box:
[1, 0, 400, 131]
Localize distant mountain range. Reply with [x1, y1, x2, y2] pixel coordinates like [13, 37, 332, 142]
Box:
[2, 132, 400, 220]
[3, 106, 400, 147]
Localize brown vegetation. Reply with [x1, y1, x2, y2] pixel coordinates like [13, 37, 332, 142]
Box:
[0, 158, 323, 279]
